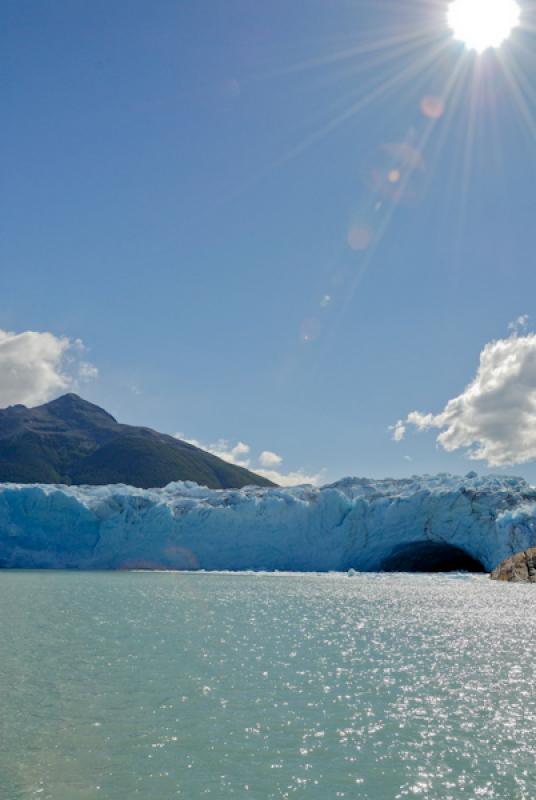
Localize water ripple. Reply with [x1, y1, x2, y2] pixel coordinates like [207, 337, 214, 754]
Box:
[0, 572, 535, 799]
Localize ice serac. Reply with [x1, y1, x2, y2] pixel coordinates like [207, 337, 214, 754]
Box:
[1, 473, 536, 571]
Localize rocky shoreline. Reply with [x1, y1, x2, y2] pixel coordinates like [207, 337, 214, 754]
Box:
[490, 547, 536, 583]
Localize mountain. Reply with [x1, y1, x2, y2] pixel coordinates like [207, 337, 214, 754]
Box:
[0, 394, 275, 489]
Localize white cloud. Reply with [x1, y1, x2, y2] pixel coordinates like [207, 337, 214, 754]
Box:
[177, 435, 251, 468]
[508, 314, 529, 333]
[0, 328, 98, 408]
[394, 329, 536, 466]
[78, 361, 99, 382]
[175, 433, 323, 486]
[389, 420, 406, 442]
[254, 466, 325, 487]
[259, 450, 283, 467]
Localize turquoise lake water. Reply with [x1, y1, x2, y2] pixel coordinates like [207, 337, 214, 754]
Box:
[0, 571, 535, 799]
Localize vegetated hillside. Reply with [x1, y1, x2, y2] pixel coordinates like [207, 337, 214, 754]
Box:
[0, 394, 275, 489]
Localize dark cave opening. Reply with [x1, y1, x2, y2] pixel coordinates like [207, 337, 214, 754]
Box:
[379, 541, 486, 573]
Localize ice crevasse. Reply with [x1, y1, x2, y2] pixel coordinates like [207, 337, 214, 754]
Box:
[1, 473, 536, 571]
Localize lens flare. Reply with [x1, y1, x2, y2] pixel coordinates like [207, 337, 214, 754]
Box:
[447, 0, 521, 52]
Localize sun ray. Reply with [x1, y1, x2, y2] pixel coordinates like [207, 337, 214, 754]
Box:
[259, 23, 443, 81]
[264, 37, 453, 174]
[496, 48, 536, 143]
[216, 34, 454, 211]
[315, 53, 470, 363]
[308, 33, 446, 93]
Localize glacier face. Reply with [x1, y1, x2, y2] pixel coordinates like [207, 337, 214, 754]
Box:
[1, 473, 536, 571]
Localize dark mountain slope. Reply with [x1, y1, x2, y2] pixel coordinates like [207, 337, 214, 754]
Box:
[0, 394, 275, 489]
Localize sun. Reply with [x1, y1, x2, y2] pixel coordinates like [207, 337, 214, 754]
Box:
[447, 0, 521, 52]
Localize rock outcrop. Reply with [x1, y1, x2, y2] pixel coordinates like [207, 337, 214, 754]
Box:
[490, 547, 536, 582]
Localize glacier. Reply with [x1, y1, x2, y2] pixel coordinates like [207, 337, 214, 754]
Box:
[1, 473, 536, 572]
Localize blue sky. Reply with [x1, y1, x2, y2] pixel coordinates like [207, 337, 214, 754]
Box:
[2, 0, 536, 484]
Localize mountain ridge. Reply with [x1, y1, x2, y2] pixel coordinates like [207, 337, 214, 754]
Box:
[0, 394, 275, 490]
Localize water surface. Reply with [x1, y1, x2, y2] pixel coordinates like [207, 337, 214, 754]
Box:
[1, 571, 535, 799]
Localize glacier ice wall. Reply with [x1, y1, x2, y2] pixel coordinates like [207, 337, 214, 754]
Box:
[1, 473, 536, 571]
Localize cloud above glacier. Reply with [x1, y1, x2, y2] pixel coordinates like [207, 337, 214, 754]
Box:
[259, 450, 283, 467]
[0, 328, 98, 408]
[175, 433, 323, 486]
[254, 465, 325, 487]
[178, 436, 251, 469]
[392, 323, 536, 466]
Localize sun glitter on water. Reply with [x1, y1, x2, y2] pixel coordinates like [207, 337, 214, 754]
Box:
[447, 0, 521, 52]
